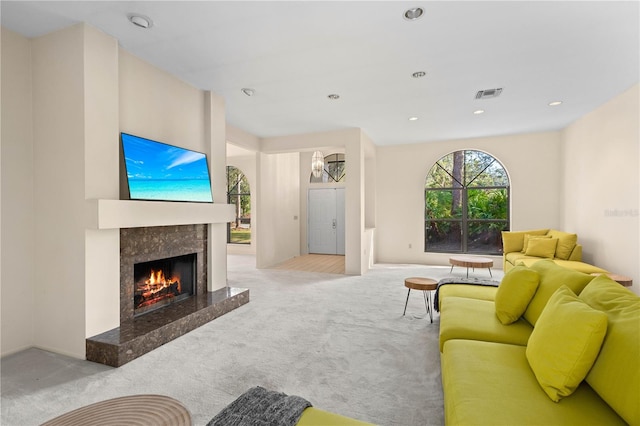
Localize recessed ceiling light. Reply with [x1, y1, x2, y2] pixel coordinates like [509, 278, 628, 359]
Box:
[241, 88, 255, 97]
[412, 71, 426, 78]
[408, 116, 419, 121]
[327, 94, 340, 100]
[548, 101, 563, 106]
[404, 7, 424, 21]
[128, 14, 153, 29]
[473, 109, 485, 115]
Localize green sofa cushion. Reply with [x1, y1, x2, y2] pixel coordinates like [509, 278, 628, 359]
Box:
[495, 266, 539, 325]
[524, 237, 558, 258]
[580, 275, 640, 426]
[439, 297, 532, 352]
[522, 234, 551, 253]
[526, 286, 608, 402]
[297, 408, 373, 426]
[551, 259, 608, 274]
[523, 260, 595, 326]
[547, 229, 578, 260]
[441, 340, 626, 425]
[437, 283, 498, 311]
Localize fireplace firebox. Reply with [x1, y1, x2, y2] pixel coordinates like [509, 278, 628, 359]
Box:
[133, 253, 196, 316]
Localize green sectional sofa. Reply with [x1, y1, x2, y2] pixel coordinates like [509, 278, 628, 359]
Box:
[501, 229, 608, 274]
[439, 260, 639, 425]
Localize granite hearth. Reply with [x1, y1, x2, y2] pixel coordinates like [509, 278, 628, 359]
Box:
[86, 287, 248, 367]
[86, 224, 248, 367]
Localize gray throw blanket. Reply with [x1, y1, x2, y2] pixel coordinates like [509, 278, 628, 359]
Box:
[433, 277, 500, 312]
[208, 386, 312, 426]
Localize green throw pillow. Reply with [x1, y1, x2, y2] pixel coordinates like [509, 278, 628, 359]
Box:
[525, 237, 558, 258]
[521, 234, 551, 253]
[526, 286, 608, 402]
[547, 230, 578, 260]
[495, 266, 540, 325]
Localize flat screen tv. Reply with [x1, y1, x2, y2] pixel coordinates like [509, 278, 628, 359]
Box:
[120, 132, 213, 203]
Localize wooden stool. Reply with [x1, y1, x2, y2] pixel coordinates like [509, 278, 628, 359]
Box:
[403, 277, 438, 322]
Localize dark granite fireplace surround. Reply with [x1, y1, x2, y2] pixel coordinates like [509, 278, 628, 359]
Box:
[86, 225, 249, 367]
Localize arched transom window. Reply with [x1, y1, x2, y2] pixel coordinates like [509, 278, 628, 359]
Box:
[425, 150, 509, 254]
[309, 153, 345, 183]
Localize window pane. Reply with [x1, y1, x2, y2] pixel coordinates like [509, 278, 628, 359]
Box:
[426, 221, 461, 252]
[426, 189, 463, 219]
[467, 221, 509, 254]
[467, 188, 508, 220]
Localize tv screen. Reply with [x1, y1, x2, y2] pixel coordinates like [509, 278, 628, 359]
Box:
[121, 133, 213, 203]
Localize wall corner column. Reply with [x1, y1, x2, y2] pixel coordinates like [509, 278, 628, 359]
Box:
[205, 91, 228, 291]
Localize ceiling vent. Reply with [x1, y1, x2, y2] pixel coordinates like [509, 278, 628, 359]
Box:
[475, 88, 503, 99]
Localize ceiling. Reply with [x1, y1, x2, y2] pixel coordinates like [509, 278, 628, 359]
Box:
[2, 1, 638, 146]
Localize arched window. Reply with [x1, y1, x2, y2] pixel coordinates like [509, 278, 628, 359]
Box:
[425, 150, 509, 254]
[309, 153, 345, 183]
[227, 166, 251, 244]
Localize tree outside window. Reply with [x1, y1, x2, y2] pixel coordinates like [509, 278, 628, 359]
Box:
[425, 150, 509, 254]
[227, 166, 251, 244]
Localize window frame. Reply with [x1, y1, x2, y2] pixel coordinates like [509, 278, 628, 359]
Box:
[424, 150, 510, 255]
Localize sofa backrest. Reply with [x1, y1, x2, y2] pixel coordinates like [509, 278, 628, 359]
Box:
[579, 275, 640, 426]
[523, 260, 595, 325]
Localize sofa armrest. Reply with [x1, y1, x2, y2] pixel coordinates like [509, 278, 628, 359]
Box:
[568, 244, 582, 261]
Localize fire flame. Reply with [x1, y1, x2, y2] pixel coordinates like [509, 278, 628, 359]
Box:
[137, 269, 181, 299]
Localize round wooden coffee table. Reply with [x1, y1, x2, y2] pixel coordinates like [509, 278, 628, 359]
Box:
[449, 255, 493, 278]
[41, 394, 191, 426]
[403, 277, 438, 322]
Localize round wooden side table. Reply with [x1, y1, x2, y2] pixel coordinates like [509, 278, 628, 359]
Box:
[41, 394, 192, 426]
[449, 255, 493, 278]
[590, 272, 633, 287]
[403, 277, 438, 323]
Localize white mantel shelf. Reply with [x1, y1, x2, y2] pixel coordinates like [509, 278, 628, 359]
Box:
[86, 199, 235, 230]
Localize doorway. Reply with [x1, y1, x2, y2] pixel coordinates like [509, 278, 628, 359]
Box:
[308, 188, 345, 255]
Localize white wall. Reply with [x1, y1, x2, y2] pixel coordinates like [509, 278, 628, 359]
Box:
[255, 152, 300, 268]
[375, 131, 562, 267]
[561, 84, 639, 293]
[205, 91, 229, 291]
[1, 28, 35, 356]
[31, 24, 87, 358]
[84, 25, 120, 338]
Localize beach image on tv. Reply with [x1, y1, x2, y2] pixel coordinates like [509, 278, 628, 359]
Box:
[121, 133, 213, 203]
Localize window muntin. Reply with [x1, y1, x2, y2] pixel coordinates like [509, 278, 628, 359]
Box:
[425, 150, 509, 254]
[310, 153, 345, 183]
[226, 166, 251, 244]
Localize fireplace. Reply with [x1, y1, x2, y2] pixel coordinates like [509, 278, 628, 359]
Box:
[86, 224, 250, 367]
[134, 253, 197, 316]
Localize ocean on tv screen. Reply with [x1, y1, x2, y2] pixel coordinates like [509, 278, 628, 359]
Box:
[129, 179, 213, 202]
[121, 133, 214, 203]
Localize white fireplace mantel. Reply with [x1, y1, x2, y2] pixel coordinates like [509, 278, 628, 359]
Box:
[85, 199, 235, 230]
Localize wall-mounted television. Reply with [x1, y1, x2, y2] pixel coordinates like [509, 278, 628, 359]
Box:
[120, 133, 213, 203]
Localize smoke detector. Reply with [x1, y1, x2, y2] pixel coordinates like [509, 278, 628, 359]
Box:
[475, 88, 503, 99]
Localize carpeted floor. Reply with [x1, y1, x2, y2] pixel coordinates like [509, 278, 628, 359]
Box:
[1, 255, 501, 425]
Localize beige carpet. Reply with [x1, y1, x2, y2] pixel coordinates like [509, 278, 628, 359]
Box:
[1, 255, 501, 425]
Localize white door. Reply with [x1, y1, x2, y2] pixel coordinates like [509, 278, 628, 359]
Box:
[308, 188, 345, 255]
